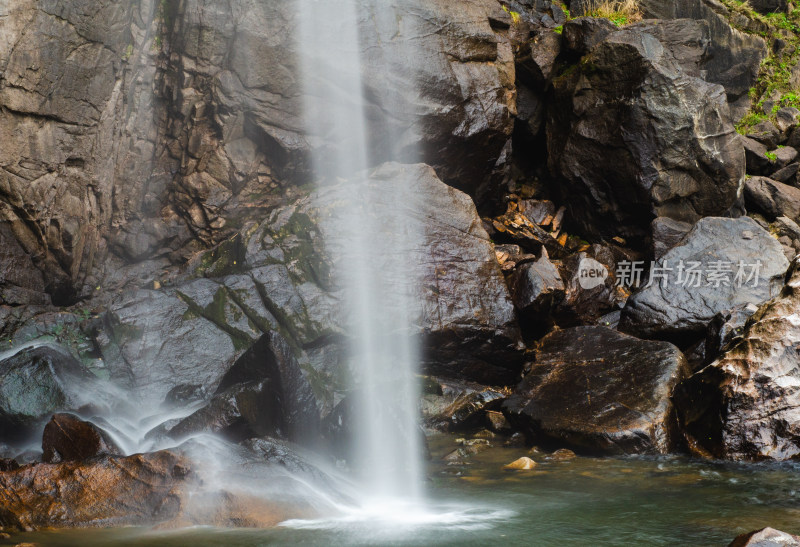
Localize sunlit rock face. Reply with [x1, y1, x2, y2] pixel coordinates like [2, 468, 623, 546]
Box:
[674, 259, 800, 461]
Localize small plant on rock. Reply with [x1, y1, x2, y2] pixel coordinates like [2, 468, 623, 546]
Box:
[586, 0, 642, 26]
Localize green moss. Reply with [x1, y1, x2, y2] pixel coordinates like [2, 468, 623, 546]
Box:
[176, 289, 253, 351]
[765, 150, 778, 161]
[554, 25, 563, 34]
[195, 233, 247, 279]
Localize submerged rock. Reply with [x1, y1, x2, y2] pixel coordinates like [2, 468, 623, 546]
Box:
[504, 326, 688, 454]
[503, 456, 537, 470]
[42, 413, 122, 464]
[620, 217, 788, 341]
[673, 259, 800, 461]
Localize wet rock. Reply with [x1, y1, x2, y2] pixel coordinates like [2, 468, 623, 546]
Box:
[561, 16, 616, 56]
[314, 163, 524, 385]
[504, 326, 688, 455]
[620, 217, 788, 341]
[42, 413, 122, 464]
[162, 385, 209, 408]
[0, 459, 19, 472]
[215, 332, 320, 445]
[554, 245, 627, 326]
[519, 30, 562, 85]
[95, 286, 246, 405]
[673, 259, 800, 461]
[508, 252, 565, 317]
[703, 303, 759, 368]
[638, 0, 767, 118]
[547, 28, 744, 243]
[728, 527, 800, 547]
[0, 344, 94, 440]
[0, 451, 194, 531]
[486, 410, 511, 432]
[632, 19, 710, 79]
[651, 217, 693, 260]
[504, 456, 536, 470]
[436, 388, 507, 432]
[164, 380, 283, 443]
[745, 176, 800, 221]
[549, 448, 576, 461]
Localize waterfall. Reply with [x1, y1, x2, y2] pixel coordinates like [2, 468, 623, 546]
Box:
[296, 0, 424, 502]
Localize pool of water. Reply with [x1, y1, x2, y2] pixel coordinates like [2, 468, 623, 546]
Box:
[4, 434, 800, 546]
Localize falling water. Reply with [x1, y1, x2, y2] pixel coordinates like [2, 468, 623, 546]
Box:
[296, 0, 423, 502]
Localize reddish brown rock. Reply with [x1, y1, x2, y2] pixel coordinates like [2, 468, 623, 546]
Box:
[42, 413, 122, 463]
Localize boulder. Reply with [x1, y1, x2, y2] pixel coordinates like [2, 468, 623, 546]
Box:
[547, 29, 745, 243]
[503, 326, 688, 454]
[702, 303, 759, 369]
[747, 0, 789, 14]
[95, 287, 247, 405]
[0, 344, 94, 440]
[747, 120, 781, 149]
[311, 163, 524, 385]
[518, 29, 562, 86]
[742, 136, 773, 175]
[770, 162, 800, 185]
[673, 259, 800, 461]
[729, 528, 800, 547]
[620, 217, 788, 341]
[562, 17, 617, 56]
[553, 245, 627, 326]
[162, 380, 283, 443]
[433, 387, 507, 432]
[651, 217, 693, 260]
[0, 451, 193, 531]
[508, 253, 565, 317]
[0, 447, 311, 531]
[215, 332, 320, 444]
[42, 413, 122, 464]
[745, 176, 800, 221]
[638, 0, 767, 118]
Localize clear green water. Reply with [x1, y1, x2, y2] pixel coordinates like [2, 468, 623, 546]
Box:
[4, 435, 800, 546]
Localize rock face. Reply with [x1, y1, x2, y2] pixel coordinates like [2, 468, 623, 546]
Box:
[42, 413, 122, 464]
[547, 28, 745, 243]
[673, 259, 800, 461]
[0, 0, 516, 306]
[0, 344, 94, 439]
[620, 217, 788, 341]
[95, 163, 523, 419]
[638, 0, 767, 118]
[503, 326, 688, 455]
